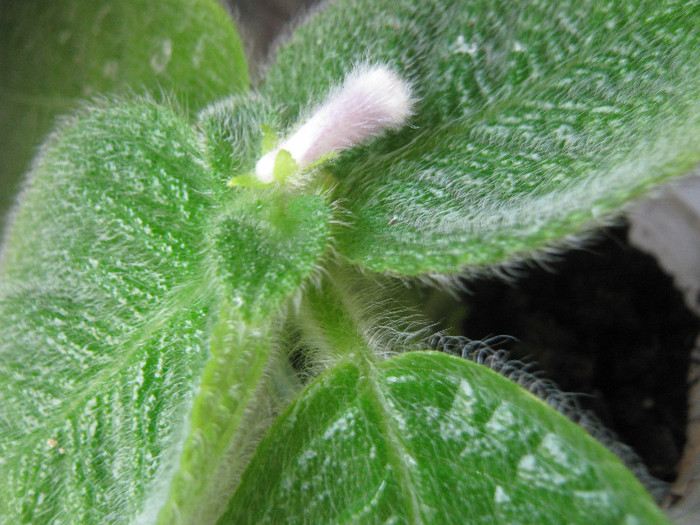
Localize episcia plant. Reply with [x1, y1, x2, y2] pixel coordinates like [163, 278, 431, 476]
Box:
[1, 0, 699, 523]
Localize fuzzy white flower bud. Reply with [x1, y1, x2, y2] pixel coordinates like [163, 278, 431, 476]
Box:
[255, 65, 414, 183]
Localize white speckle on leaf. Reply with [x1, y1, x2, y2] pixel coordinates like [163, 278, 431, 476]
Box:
[230, 296, 244, 309]
[621, 516, 642, 525]
[440, 379, 479, 441]
[402, 452, 418, 467]
[102, 60, 119, 79]
[517, 450, 568, 486]
[441, 417, 476, 442]
[322, 409, 356, 440]
[591, 105, 618, 114]
[458, 378, 474, 399]
[192, 37, 206, 68]
[297, 447, 318, 467]
[538, 432, 570, 464]
[385, 374, 415, 384]
[452, 35, 478, 56]
[484, 401, 517, 434]
[518, 454, 536, 472]
[494, 485, 511, 504]
[391, 411, 409, 433]
[151, 39, 173, 74]
[423, 405, 441, 422]
[573, 489, 614, 506]
[369, 444, 377, 459]
[58, 30, 71, 45]
[346, 480, 390, 522]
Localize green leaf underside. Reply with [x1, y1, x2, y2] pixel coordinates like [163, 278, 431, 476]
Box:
[0, 0, 248, 231]
[263, 0, 700, 274]
[222, 351, 669, 525]
[273, 150, 300, 182]
[0, 100, 331, 522]
[156, 310, 288, 525]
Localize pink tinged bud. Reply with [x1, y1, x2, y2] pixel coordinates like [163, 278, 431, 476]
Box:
[255, 65, 414, 183]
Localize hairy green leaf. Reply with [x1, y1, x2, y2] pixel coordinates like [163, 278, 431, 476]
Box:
[262, 0, 700, 274]
[0, 98, 331, 522]
[222, 351, 669, 524]
[0, 0, 248, 230]
[198, 96, 279, 189]
[155, 308, 293, 525]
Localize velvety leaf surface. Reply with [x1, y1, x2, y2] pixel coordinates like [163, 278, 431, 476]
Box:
[0, 0, 248, 231]
[155, 310, 288, 525]
[262, 0, 700, 274]
[221, 351, 670, 524]
[160, 101, 333, 520]
[0, 99, 331, 522]
[211, 191, 331, 322]
[198, 95, 279, 189]
[198, 94, 333, 324]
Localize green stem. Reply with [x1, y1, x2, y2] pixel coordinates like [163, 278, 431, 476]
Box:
[157, 302, 294, 525]
[297, 276, 370, 363]
[296, 266, 427, 367]
[296, 270, 428, 523]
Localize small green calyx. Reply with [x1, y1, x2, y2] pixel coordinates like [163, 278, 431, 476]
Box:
[227, 125, 300, 188]
[226, 148, 299, 188]
[272, 149, 299, 183]
[226, 172, 270, 188]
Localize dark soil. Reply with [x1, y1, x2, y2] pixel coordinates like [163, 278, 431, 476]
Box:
[454, 223, 699, 482]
